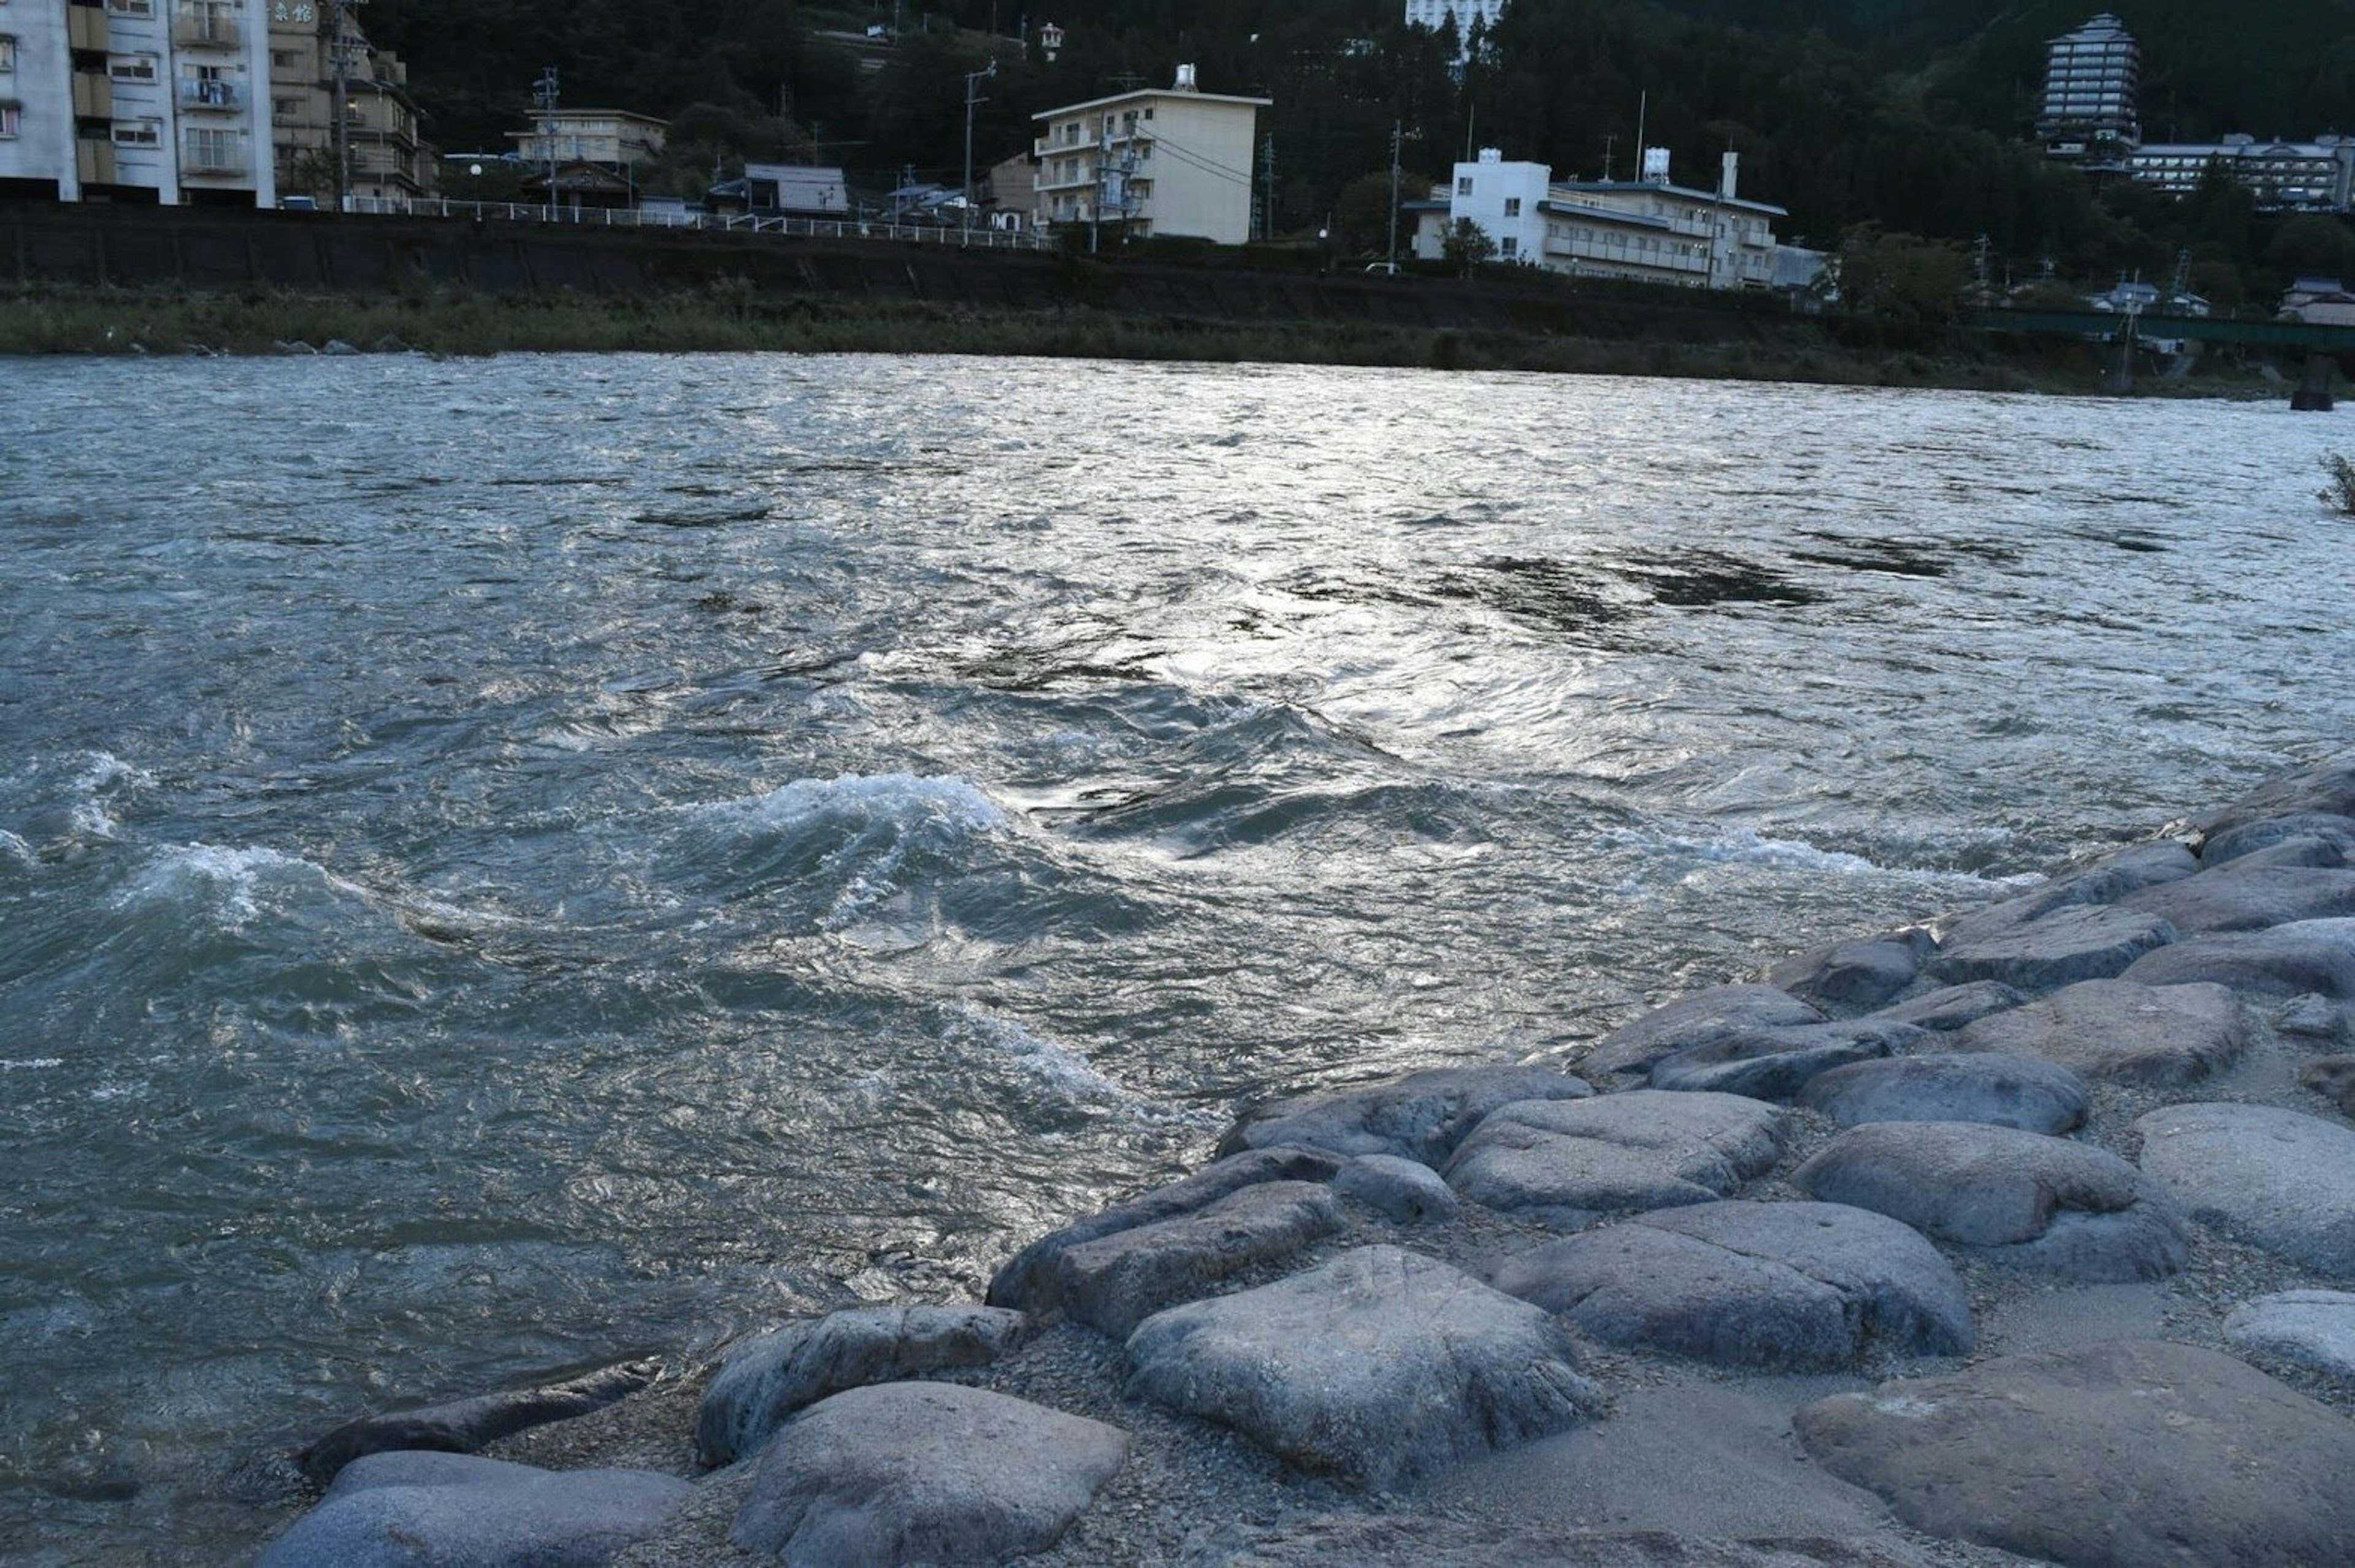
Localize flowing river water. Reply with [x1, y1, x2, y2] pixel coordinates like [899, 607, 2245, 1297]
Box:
[2, 353, 2350, 1561]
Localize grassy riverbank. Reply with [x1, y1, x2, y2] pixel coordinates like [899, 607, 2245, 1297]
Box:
[0, 282, 2275, 397]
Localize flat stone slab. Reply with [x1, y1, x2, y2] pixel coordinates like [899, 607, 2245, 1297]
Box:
[1932, 842, 2197, 949]
[987, 1144, 1342, 1314]
[1798, 1052, 2088, 1134]
[1178, 1515, 1948, 1567]
[731, 1382, 1127, 1566]
[1214, 1062, 1594, 1166]
[1948, 978, 2248, 1086]
[1444, 1090, 1787, 1228]
[1488, 1200, 1971, 1369]
[2120, 863, 2355, 933]
[1794, 1339, 2355, 1567]
[1928, 903, 2178, 993]
[1867, 980, 2024, 1033]
[2119, 917, 2355, 999]
[2136, 1102, 2355, 1275]
[256, 1451, 691, 1568]
[1333, 1153, 1458, 1223]
[1794, 1122, 2190, 1281]
[1647, 1019, 1924, 1102]
[1055, 1180, 1341, 1337]
[299, 1357, 656, 1487]
[695, 1306, 1030, 1467]
[2203, 811, 2355, 867]
[2193, 751, 2355, 841]
[1765, 937, 1923, 1014]
[1578, 985, 1827, 1086]
[2224, 1290, 2355, 1384]
[1126, 1244, 1600, 1488]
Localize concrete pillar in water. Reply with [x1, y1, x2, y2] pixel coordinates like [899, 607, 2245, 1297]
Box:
[2292, 353, 2336, 411]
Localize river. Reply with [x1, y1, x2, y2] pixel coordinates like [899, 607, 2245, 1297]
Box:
[1, 353, 2348, 1561]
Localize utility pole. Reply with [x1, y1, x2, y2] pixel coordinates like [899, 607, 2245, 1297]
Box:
[1601, 132, 1615, 183]
[325, 0, 364, 211]
[962, 58, 995, 228]
[1258, 132, 1275, 242]
[532, 65, 560, 212]
[1386, 120, 1403, 270]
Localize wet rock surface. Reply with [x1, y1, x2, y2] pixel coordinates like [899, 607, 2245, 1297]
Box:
[257, 1451, 691, 1568]
[2118, 916, 2355, 998]
[1794, 1339, 2355, 1567]
[1864, 980, 2024, 1033]
[2136, 1102, 2355, 1275]
[1645, 1020, 1923, 1101]
[1125, 1245, 1601, 1488]
[1215, 1063, 1594, 1165]
[299, 1357, 659, 1487]
[1055, 1180, 1342, 1337]
[1576, 985, 1828, 1087]
[1331, 1154, 1458, 1224]
[1765, 938, 1923, 1015]
[1487, 1201, 1970, 1369]
[1443, 1091, 1786, 1228]
[1947, 978, 2247, 1086]
[1798, 1051, 2088, 1133]
[1926, 903, 2178, 993]
[1794, 1121, 2190, 1280]
[729, 1382, 1127, 1566]
[2119, 863, 2355, 933]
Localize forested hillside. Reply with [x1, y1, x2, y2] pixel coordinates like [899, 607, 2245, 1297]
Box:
[358, 0, 2355, 300]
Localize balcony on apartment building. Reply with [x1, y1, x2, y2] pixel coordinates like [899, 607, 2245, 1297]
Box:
[181, 130, 247, 174]
[174, 6, 243, 50]
[177, 77, 244, 110]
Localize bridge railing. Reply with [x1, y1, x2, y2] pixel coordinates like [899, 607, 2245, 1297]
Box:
[335, 196, 1052, 253]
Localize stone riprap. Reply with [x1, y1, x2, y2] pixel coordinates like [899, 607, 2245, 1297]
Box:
[2224, 1290, 2355, 1384]
[1214, 1063, 1593, 1165]
[694, 1306, 1030, 1467]
[1486, 1200, 1970, 1369]
[1794, 1122, 2190, 1280]
[1947, 977, 2248, 1085]
[1125, 1245, 1601, 1488]
[256, 1451, 690, 1568]
[1797, 1051, 2088, 1133]
[729, 1383, 1127, 1566]
[297, 1357, 657, 1488]
[1442, 1090, 1786, 1228]
[253, 748, 2355, 1567]
[1793, 1340, 2355, 1567]
[2135, 1102, 2355, 1274]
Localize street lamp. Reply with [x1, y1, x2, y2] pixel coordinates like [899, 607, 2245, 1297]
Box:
[963, 59, 997, 229]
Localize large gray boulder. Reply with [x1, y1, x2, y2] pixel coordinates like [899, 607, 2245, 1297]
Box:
[2120, 863, 2355, 933]
[298, 1358, 656, 1488]
[1125, 1245, 1600, 1488]
[1646, 1020, 1924, 1102]
[1798, 1052, 2088, 1134]
[1214, 1063, 1593, 1165]
[256, 1452, 691, 1568]
[2224, 1290, 2355, 1385]
[1765, 937, 1923, 1015]
[2119, 917, 2355, 999]
[1053, 1180, 1342, 1337]
[2201, 811, 2355, 867]
[695, 1306, 1030, 1467]
[1867, 980, 2024, 1033]
[1487, 1200, 1970, 1369]
[730, 1382, 1126, 1566]
[1332, 1154, 1458, 1224]
[1932, 843, 2197, 949]
[1928, 903, 2178, 993]
[2190, 752, 2355, 843]
[1794, 1339, 2355, 1567]
[1178, 1515, 1950, 1567]
[987, 1144, 1342, 1314]
[1444, 1091, 1786, 1228]
[1948, 978, 2248, 1086]
[1794, 1121, 2190, 1281]
[2135, 1102, 2355, 1275]
[1577, 986, 1826, 1087]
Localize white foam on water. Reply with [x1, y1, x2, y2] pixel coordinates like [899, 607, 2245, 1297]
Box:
[1, 1058, 65, 1071]
[64, 752, 155, 839]
[944, 1004, 1217, 1128]
[113, 843, 366, 928]
[0, 829, 33, 866]
[1605, 824, 2045, 890]
[690, 773, 1010, 930]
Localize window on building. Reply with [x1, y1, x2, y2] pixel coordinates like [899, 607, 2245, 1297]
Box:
[1456, 175, 1472, 195]
[271, 50, 297, 67]
[0, 37, 15, 73]
[109, 55, 157, 80]
[111, 118, 159, 145]
[0, 105, 17, 139]
[184, 124, 239, 167]
[1503, 197, 1520, 216]
[271, 94, 298, 119]
[1499, 235, 1517, 257]
[105, 0, 155, 14]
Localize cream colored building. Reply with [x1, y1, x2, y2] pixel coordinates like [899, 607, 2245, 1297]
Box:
[512, 108, 667, 169]
[267, 2, 431, 202]
[1032, 66, 1266, 244]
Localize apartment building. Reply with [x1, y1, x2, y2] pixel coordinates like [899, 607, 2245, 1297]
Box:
[1032, 65, 1266, 245]
[0, 0, 276, 204]
[2038, 12, 2140, 161]
[1401, 0, 1506, 45]
[2129, 135, 2355, 212]
[1411, 147, 1783, 290]
[267, 2, 430, 202]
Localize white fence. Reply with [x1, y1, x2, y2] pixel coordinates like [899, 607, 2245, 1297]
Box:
[338, 196, 1051, 251]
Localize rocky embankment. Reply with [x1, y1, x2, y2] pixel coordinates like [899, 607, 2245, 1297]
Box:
[250, 751, 2355, 1567]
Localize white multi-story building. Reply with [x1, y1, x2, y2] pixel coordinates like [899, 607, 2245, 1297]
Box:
[0, 0, 274, 205]
[1032, 65, 1267, 245]
[1402, 0, 1506, 43]
[1411, 147, 1784, 290]
[2129, 134, 2355, 212]
[2038, 12, 2140, 161]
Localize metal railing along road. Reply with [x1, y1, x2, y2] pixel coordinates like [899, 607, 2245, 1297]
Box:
[337, 194, 1052, 251]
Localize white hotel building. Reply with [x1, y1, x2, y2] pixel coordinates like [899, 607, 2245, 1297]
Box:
[1032, 66, 1266, 245]
[0, 0, 275, 205]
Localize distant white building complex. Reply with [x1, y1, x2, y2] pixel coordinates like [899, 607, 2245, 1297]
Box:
[0, 0, 278, 206]
[1402, 0, 1506, 39]
[2128, 135, 2355, 212]
[2037, 12, 2141, 162]
[1032, 65, 1267, 245]
[1410, 147, 1785, 290]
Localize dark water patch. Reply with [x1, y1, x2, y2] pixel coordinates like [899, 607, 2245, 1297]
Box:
[959, 651, 1160, 693]
[694, 591, 768, 615]
[638, 504, 775, 529]
[216, 530, 343, 549]
[1618, 550, 1825, 608]
[1787, 542, 1950, 579]
[1429, 557, 1637, 638]
[486, 476, 629, 488]
[1273, 568, 1443, 613]
[762, 649, 860, 681]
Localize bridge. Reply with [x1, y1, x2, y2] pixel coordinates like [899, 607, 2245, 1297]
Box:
[1963, 307, 2355, 407]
